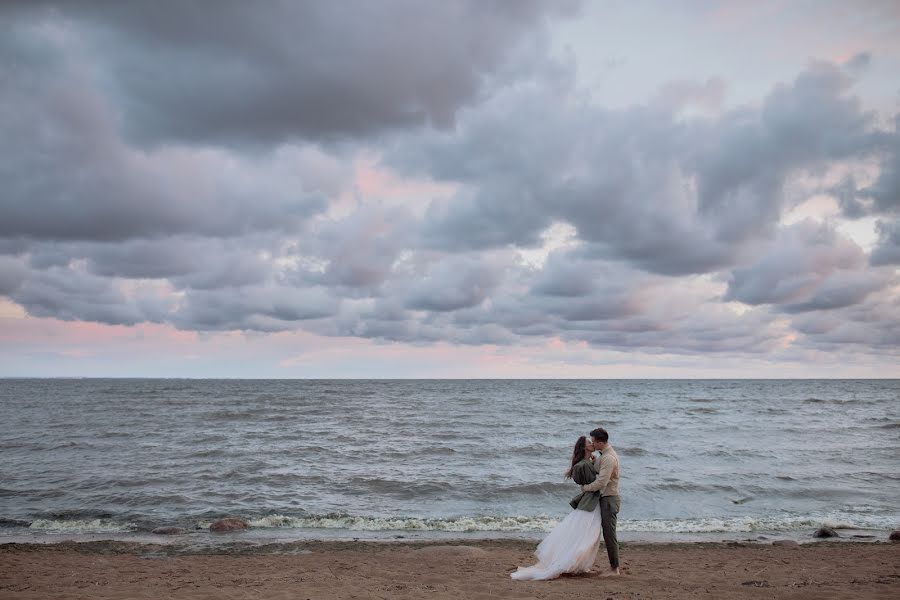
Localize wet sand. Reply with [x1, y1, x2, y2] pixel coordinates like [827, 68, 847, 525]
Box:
[1, 539, 898, 599]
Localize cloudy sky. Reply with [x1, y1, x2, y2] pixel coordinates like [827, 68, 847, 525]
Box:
[2, 0, 899, 378]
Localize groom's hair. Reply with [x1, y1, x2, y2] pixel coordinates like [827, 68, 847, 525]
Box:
[590, 427, 609, 443]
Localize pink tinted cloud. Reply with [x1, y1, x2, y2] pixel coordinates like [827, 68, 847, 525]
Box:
[0, 313, 197, 353]
[2, 306, 898, 379]
[703, 0, 783, 32]
[352, 156, 457, 209]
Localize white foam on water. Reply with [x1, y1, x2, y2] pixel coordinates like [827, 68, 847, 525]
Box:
[10, 513, 896, 536]
[620, 515, 897, 533]
[28, 519, 138, 533]
[247, 514, 562, 532]
[244, 513, 898, 533]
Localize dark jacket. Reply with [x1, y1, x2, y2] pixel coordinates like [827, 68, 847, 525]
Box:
[568, 457, 600, 512]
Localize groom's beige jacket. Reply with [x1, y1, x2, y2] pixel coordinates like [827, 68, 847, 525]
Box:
[580, 446, 619, 497]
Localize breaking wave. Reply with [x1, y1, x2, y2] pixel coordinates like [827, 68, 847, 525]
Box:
[28, 518, 139, 533]
[7, 512, 895, 536]
[240, 513, 898, 534]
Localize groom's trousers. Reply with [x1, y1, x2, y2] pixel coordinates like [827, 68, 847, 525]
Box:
[599, 495, 620, 569]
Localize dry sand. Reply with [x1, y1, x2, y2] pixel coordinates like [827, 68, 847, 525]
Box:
[1, 539, 898, 599]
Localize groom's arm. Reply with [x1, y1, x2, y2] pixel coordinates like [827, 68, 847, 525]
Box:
[581, 454, 613, 493]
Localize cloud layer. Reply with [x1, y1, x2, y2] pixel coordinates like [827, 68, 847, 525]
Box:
[1, 1, 898, 372]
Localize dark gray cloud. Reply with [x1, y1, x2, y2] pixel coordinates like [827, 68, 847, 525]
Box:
[529, 251, 651, 321]
[18, 237, 276, 289]
[0, 0, 568, 245]
[780, 270, 891, 313]
[724, 220, 895, 314]
[443, 253, 791, 354]
[171, 286, 338, 333]
[828, 113, 900, 218]
[0, 47, 332, 242]
[390, 56, 891, 276]
[2, 0, 576, 146]
[789, 290, 900, 350]
[87, 238, 274, 291]
[871, 219, 900, 265]
[0, 257, 27, 295]
[9, 266, 171, 326]
[405, 256, 504, 312]
[303, 205, 417, 291]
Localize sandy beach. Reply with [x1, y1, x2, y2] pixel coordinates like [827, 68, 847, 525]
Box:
[2, 539, 898, 599]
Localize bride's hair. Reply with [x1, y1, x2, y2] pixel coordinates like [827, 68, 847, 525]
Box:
[565, 435, 588, 480]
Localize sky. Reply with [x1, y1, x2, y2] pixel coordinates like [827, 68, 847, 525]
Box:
[1, 0, 899, 378]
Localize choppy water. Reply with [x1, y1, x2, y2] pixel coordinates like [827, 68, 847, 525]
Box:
[1, 379, 897, 540]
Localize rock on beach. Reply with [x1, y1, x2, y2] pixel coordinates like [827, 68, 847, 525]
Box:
[813, 526, 838, 538]
[152, 526, 186, 535]
[209, 518, 250, 532]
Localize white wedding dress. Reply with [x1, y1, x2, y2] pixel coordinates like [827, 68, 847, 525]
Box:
[510, 504, 603, 580]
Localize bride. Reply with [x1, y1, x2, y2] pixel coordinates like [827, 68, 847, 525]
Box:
[511, 435, 603, 580]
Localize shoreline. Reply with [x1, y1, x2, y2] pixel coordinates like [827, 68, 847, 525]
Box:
[0, 536, 895, 554]
[1, 524, 893, 548]
[2, 538, 898, 599]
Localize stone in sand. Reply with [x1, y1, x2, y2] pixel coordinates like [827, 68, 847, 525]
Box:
[152, 526, 186, 535]
[772, 540, 799, 547]
[890, 530, 900, 541]
[813, 526, 838, 538]
[209, 518, 249, 532]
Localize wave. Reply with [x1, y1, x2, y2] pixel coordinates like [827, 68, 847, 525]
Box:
[616, 516, 888, 533]
[801, 397, 860, 405]
[381, 446, 459, 459]
[38, 509, 116, 520]
[188, 448, 226, 458]
[0, 518, 32, 527]
[479, 482, 573, 496]
[245, 514, 561, 532]
[7, 511, 896, 536]
[28, 518, 139, 533]
[242, 513, 899, 534]
[617, 446, 650, 457]
[685, 407, 719, 414]
[649, 482, 745, 494]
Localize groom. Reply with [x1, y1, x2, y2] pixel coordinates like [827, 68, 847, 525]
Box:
[580, 427, 621, 576]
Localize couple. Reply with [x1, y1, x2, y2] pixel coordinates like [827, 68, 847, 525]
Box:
[511, 427, 621, 581]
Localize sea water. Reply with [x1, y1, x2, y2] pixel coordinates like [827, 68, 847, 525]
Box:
[1, 379, 897, 541]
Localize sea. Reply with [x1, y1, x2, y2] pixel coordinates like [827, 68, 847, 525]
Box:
[1, 379, 897, 545]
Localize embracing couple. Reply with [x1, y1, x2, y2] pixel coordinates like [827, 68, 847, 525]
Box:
[511, 427, 621, 581]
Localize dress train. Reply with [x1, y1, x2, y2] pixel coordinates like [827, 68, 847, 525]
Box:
[510, 504, 603, 581]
